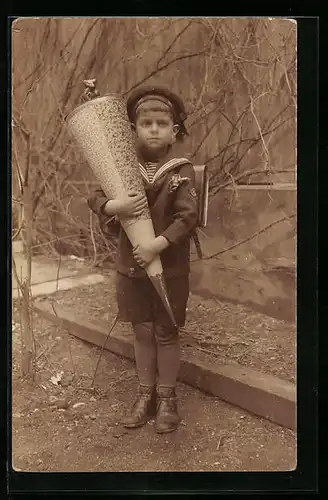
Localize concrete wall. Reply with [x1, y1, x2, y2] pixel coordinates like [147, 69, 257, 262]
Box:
[189, 185, 296, 322]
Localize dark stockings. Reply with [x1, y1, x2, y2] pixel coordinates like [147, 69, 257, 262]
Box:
[133, 322, 180, 388]
[154, 324, 180, 388]
[133, 322, 157, 387]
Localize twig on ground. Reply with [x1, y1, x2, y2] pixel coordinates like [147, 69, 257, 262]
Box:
[50, 302, 77, 382]
[217, 435, 227, 450]
[47, 248, 76, 382]
[91, 313, 119, 387]
[35, 341, 57, 363]
[196, 346, 219, 357]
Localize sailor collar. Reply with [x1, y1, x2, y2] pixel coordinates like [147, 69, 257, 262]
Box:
[138, 156, 192, 185]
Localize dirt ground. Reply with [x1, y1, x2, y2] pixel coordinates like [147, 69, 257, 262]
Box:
[11, 303, 296, 473]
[48, 268, 296, 383]
[11, 254, 296, 473]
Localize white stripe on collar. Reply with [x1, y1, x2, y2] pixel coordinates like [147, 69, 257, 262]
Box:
[138, 157, 191, 184]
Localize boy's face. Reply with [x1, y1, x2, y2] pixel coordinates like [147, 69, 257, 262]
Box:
[134, 110, 179, 154]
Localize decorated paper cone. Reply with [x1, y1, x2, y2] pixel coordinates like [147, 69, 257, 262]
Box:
[65, 93, 176, 327]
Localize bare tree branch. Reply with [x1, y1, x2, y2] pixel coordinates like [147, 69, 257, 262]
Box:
[12, 18, 296, 262]
[210, 167, 295, 194]
[155, 20, 193, 69]
[125, 49, 208, 95]
[197, 214, 296, 262]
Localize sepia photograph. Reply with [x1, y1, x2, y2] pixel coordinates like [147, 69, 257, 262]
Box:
[11, 17, 297, 474]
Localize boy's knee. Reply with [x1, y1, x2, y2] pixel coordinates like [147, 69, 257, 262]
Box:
[154, 324, 179, 346]
[133, 322, 154, 343]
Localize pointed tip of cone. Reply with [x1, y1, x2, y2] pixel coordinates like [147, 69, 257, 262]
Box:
[148, 274, 177, 327]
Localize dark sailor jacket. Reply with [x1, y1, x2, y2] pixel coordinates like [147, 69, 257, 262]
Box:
[87, 150, 198, 279]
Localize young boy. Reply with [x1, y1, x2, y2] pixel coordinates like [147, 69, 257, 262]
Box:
[87, 86, 198, 434]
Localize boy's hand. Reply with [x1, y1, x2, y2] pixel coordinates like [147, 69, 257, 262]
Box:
[106, 191, 148, 218]
[117, 191, 148, 217]
[133, 242, 157, 268]
[132, 237, 169, 268]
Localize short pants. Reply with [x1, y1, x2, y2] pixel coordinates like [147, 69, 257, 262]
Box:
[115, 272, 190, 327]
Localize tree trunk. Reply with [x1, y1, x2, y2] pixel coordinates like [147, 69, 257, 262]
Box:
[20, 280, 34, 376]
[19, 186, 35, 376]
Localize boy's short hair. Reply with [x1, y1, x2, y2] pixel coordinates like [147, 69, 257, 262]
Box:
[127, 85, 188, 141]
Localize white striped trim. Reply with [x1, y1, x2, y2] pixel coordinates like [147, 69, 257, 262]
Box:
[138, 157, 191, 184]
[139, 164, 150, 183]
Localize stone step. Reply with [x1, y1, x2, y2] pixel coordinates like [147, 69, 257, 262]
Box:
[12, 273, 105, 298]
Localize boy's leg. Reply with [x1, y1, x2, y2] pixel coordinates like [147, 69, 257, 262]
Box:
[152, 274, 188, 388]
[121, 322, 157, 428]
[133, 322, 157, 386]
[155, 324, 180, 387]
[154, 324, 181, 433]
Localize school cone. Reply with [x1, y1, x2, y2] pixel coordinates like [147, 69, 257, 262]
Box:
[65, 81, 177, 327]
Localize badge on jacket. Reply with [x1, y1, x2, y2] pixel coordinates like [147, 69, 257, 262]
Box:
[189, 187, 197, 198]
[167, 174, 190, 193]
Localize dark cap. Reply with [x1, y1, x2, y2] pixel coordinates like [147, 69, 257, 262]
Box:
[126, 85, 188, 139]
